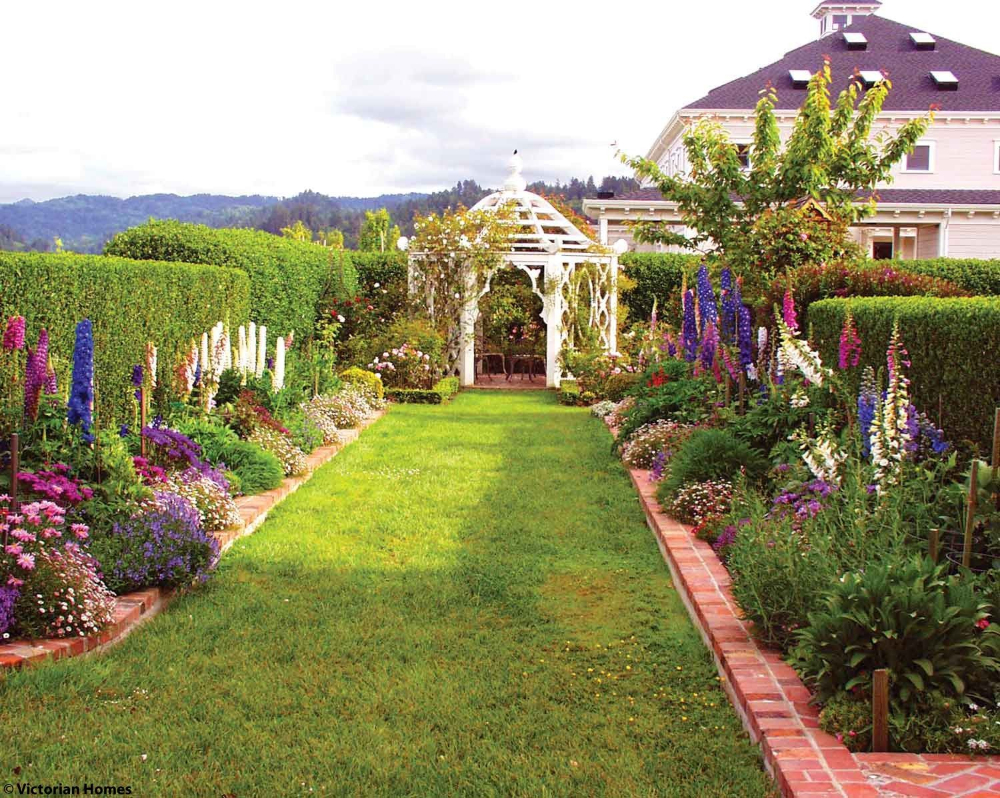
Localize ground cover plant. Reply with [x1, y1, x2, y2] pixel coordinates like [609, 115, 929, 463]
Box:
[0, 392, 775, 797]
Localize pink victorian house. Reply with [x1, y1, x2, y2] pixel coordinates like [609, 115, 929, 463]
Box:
[585, 1, 1000, 260]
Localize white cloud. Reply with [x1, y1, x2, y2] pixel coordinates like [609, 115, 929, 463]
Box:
[0, 0, 994, 201]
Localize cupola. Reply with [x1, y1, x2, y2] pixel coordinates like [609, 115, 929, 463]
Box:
[811, 1, 882, 38]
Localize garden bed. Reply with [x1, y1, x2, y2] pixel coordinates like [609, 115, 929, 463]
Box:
[0, 410, 384, 670]
[610, 417, 1000, 797]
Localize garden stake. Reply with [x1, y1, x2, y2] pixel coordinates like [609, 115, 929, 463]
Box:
[872, 669, 889, 753]
[929, 528, 939, 562]
[963, 461, 979, 569]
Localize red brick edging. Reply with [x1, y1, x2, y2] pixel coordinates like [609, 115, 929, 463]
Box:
[0, 410, 386, 671]
[610, 420, 1000, 797]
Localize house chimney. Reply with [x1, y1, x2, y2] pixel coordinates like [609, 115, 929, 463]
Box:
[811, 1, 881, 38]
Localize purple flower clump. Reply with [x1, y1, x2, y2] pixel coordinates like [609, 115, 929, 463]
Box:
[67, 319, 95, 442]
[105, 491, 219, 592]
[696, 264, 718, 334]
[23, 328, 49, 421]
[3, 316, 25, 351]
[770, 480, 834, 526]
[682, 290, 698, 363]
[0, 584, 18, 638]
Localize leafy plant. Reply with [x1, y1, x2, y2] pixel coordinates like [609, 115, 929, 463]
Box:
[658, 429, 767, 500]
[791, 556, 1000, 708]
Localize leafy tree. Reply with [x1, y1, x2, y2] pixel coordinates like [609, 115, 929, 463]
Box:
[358, 208, 401, 253]
[317, 229, 344, 249]
[621, 59, 933, 288]
[280, 220, 312, 242]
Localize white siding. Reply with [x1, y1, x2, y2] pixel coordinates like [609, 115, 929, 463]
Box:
[947, 224, 1000, 259]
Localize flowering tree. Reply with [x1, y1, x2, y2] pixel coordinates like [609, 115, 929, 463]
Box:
[407, 203, 516, 372]
[621, 59, 933, 288]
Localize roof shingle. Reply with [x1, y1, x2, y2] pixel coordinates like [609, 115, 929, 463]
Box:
[683, 15, 1000, 112]
[596, 188, 1000, 207]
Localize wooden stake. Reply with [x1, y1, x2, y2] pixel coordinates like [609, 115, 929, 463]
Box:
[929, 528, 940, 563]
[963, 461, 979, 569]
[872, 669, 889, 753]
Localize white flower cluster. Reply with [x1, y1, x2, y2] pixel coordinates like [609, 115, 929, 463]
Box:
[777, 316, 832, 386]
[869, 325, 912, 494]
[794, 423, 847, 486]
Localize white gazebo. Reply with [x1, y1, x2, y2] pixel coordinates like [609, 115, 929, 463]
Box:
[404, 153, 625, 388]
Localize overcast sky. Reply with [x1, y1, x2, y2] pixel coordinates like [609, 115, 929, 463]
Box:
[1, 0, 995, 204]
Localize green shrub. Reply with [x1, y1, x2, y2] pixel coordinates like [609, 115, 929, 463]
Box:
[901, 258, 1000, 296]
[177, 418, 283, 495]
[810, 297, 1000, 449]
[616, 361, 713, 442]
[604, 372, 639, 402]
[727, 516, 838, 649]
[619, 253, 700, 324]
[387, 377, 459, 405]
[339, 366, 384, 403]
[792, 556, 1000, 709]
[106, 220, 357, 344]
[658, 429, 767, 501]
[0, 251, 250, 428]
[557, 381, 581, 406]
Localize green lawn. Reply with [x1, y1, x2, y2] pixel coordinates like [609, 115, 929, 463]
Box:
[1, 391, 774, 797]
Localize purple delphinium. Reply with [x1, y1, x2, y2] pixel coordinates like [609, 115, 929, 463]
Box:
[105, 491, 219, 593]
[192, 361, 202, 388]
[857, 367, 878, 458]
[67, 319, 95, 442]
[132, 363, 143, 401]
[682, 290, 698, 362]
[736, 304, 754, 374]
[3, 316, 25, 351]
[700, 321, 718, 370]
[912, 409, 950, 458]
[720, 268, 736, 343]
[696, 264, 718, 334]
[0, 583, 18, 638]
[140, 427, 228, 489]
[23, 328, 48, 421]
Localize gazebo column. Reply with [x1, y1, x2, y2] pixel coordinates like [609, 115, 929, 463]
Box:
[544, 257, 563, 388]
[609, 255, 619, 354]
[458, 296, 478, 387]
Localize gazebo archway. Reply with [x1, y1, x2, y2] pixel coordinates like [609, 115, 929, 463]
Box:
[409, 153, 625, 388]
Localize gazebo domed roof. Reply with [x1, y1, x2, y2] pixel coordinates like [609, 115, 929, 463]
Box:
[471, 153, 597, 255]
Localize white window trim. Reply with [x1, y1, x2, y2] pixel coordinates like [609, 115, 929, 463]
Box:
[903, 140, 936, 174]
[994, 140, 1000, 175]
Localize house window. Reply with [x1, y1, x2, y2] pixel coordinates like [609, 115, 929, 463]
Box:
[832, 14, 850, 29]
[734, 143, 752, 171]
[904, 142, 935, 173]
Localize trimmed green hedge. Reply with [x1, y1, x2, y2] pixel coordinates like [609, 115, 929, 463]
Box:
[895, 259, 1000, 296]
[386, 377, 460, 404]
[0, 251, 250, 425]
[619, 253, 701, 324]
[106, 220, 357, 341]
[811, 297, 1000, 449]
[346, 251, 407, 294]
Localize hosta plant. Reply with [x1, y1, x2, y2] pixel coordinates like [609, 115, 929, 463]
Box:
[791, 556, 1000, 709]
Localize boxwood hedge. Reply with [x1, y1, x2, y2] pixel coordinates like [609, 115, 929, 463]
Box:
[810, 297, 1000, 449]
[106, 220, 357, 341]
[0, 251, 250, 426]
[897, 258, 1000, 296]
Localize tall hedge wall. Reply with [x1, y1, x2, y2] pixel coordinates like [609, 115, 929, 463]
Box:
[893, 258, 1000, 296]
[0, 251, 250, 426]
[346, 251, 407, 294]
[810, 297, 1000, 449]
[106, 220, 357, 341]
[619, 253, 701, 324]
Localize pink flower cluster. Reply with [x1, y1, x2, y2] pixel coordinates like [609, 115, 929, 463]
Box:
[1, 499, 89, 590]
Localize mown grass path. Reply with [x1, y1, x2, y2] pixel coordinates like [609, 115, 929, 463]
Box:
[2, 391, 774, 797]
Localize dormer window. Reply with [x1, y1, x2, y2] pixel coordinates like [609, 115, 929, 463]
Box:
[904, 142, 935, 173]
[859, 70, 885, 88]
[812, 2, 882, 38]
[789, 70, 813, 89]
[843, 31, 868, 50]
[910, 32, 936, 50]
[931, 71, 959, 90]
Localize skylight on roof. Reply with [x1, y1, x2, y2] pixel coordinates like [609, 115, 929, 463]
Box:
[789, 70, 813, 88]
[931, 70, 959, 90]
[843, 31, 868, 50]
[910, 32, 936, 50]
[859, 70, 885, 87]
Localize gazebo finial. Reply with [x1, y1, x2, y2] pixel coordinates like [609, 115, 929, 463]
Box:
[503, 150, 527, 193]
